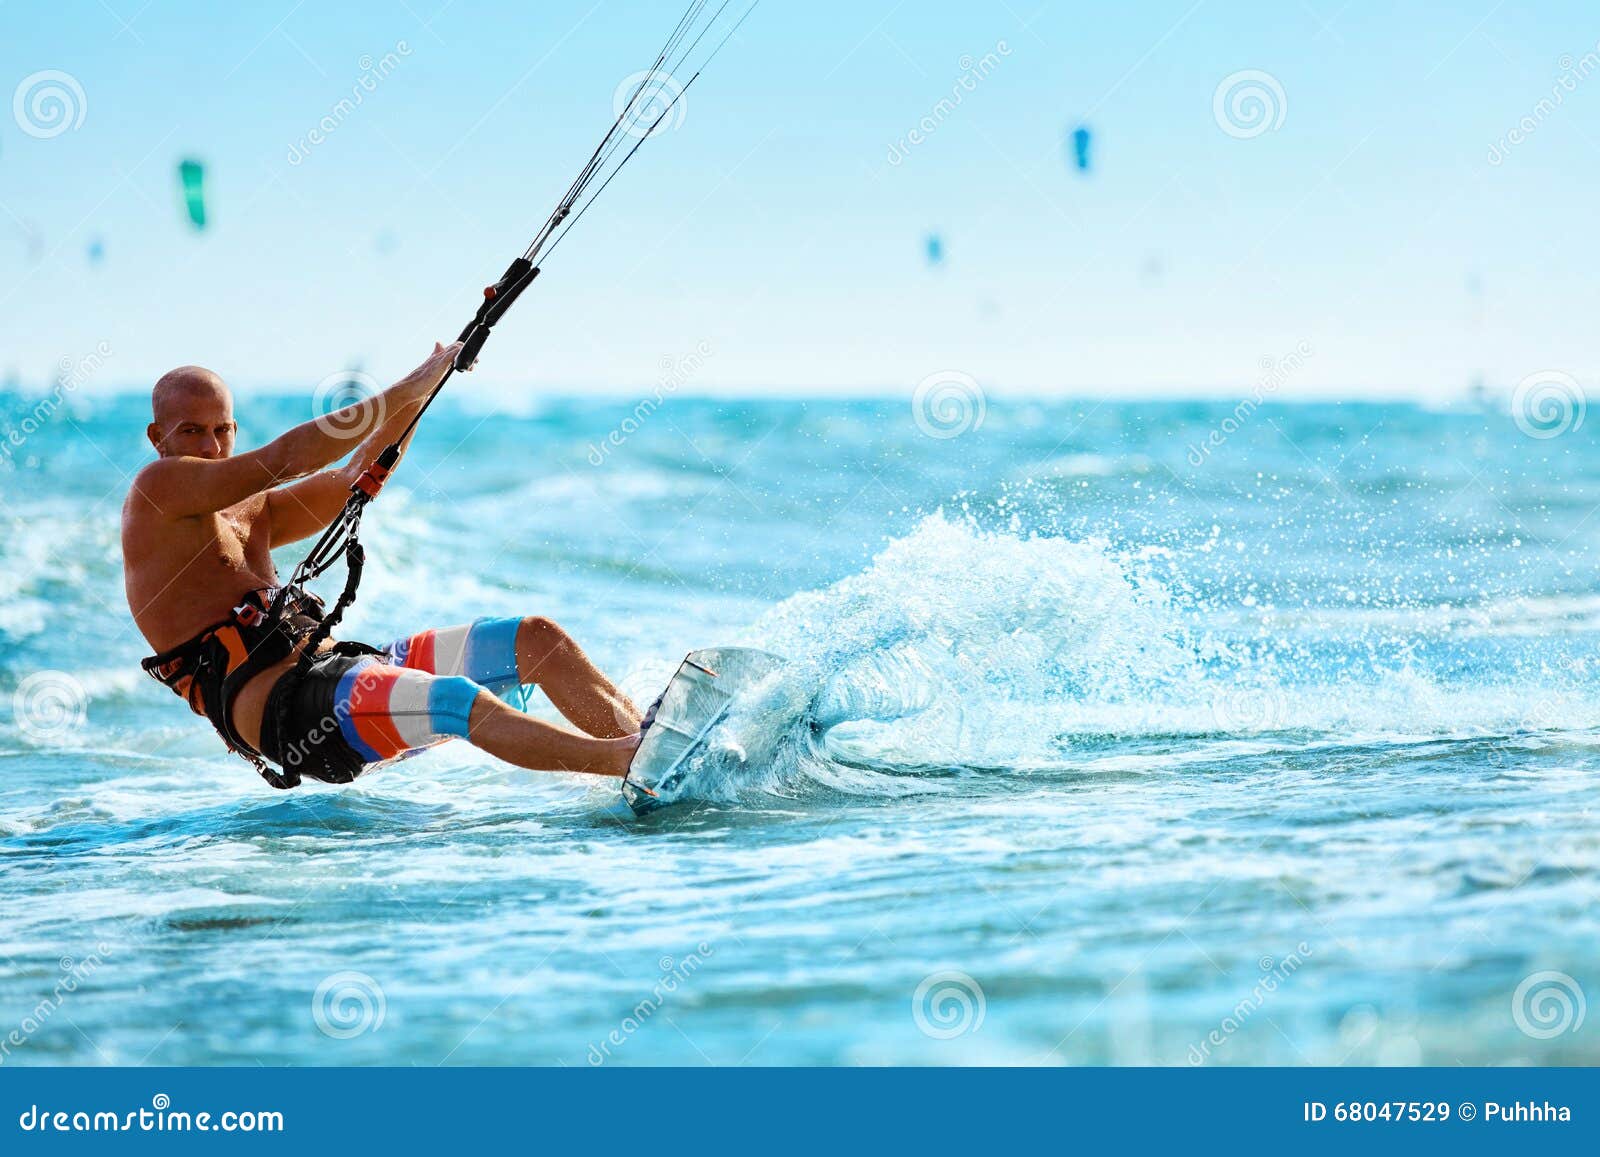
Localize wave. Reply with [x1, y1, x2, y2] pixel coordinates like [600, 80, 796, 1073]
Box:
[9, 499, 1600, 818]
[645, 513, 1600, 809]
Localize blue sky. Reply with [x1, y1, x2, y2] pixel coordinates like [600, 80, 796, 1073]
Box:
[2, 0, 1598, 398]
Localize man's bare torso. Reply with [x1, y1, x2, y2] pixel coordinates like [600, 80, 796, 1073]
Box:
[125, 346, 459, 754]
[123, 490, 294, 748]
[123, 491, 276, 650]
[123, 346, 640, 779]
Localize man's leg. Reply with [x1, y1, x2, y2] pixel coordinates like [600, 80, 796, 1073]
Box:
[465, 692, 637, 775]
[514, 616, 640, 737]
[384, 617, 639, 738]
[338, 660, 636, 776]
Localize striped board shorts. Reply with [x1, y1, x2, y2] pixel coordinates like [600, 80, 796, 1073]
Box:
[261, 617, 523, 782]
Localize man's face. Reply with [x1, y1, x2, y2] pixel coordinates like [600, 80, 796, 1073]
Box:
[149, 381, 237, 460]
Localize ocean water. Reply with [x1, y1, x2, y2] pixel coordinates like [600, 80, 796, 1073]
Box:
[2, 389, 1598, 1066]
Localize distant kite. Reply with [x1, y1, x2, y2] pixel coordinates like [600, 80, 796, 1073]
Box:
[178, 158, 208, 229]
[925, 232, 944, 266]
[87, 235, 105, 264]
[1070, 125, 1092, 173]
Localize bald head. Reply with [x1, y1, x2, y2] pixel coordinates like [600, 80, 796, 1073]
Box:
[152, 365, 230, 424]
[148, 366, 237, 459]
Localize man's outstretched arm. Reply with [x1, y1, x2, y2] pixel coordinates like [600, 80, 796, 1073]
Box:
[129, 346, 449, 522]
[266, 342, 462, 545]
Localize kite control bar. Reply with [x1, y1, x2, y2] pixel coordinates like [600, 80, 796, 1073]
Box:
[343, 257, 541, 509]
[272, 253, 545, 708]
[280, 0, 758, 628]
[454, 258, 541, 372]
[247, 0, 761, 788]
[319, 255, 542, 532]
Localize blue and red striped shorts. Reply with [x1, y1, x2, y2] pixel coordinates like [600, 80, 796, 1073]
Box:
[261, 617, 523, 781]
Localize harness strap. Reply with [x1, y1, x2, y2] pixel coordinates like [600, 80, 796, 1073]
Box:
[269, 542, 367, 788]
[142, 586, 326, 787]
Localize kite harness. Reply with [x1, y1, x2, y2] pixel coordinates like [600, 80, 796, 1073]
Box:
[144, 0, 760, 787]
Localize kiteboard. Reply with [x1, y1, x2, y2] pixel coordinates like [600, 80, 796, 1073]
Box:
[621, 647, 785, 815]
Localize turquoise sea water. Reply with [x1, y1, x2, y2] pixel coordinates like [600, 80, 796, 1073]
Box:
[2, 390, 1598, 1066]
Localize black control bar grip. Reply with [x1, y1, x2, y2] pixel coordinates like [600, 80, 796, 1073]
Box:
[455, 259, 541, 371]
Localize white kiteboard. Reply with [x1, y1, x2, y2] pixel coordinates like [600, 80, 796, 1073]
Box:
[622, 647, 785, 815]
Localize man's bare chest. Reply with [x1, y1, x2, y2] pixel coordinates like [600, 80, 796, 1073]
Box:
[211, 502, 269, 567]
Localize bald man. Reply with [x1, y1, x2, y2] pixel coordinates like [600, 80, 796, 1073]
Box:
[123, 343, 640, 789]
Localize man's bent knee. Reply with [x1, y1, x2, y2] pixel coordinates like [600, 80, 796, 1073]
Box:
[519, 615, 568, 641]
[517, 616, 573, 679]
